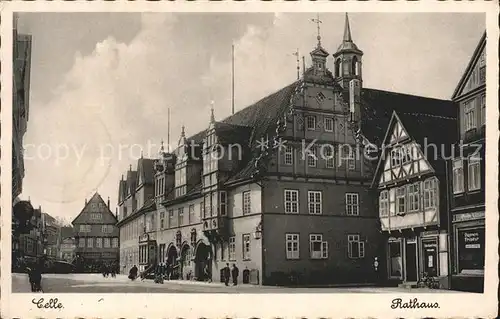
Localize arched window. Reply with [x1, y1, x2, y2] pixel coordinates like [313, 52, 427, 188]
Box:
[335, 59, 341, 77]
[351, 56, 358, 76]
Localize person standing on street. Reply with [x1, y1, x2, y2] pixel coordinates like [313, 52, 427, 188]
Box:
[231, 264, 239, 286]
[223, 263, 231, 286]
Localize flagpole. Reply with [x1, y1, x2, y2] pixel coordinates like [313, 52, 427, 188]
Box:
[232, 44, 235, 115]
[167, 108, 170, 151]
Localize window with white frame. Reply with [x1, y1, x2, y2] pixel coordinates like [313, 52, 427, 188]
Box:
[242, 191, 251, 215]
[90, 213, 102, 220]
[309, 234, 328, 259]
[348, 234, 365, 259]
[79, 238, 85, 248]
[112, 237, 119, 248]
[468, 155, 481, 191]
[160, 211, 165, 229]
[284, 190, 299, 214]
[396, 187, 406, 215]
[480, 95, 486, 126]
[407, 183, 420, 212]
[96, 237, 102, 248]
[423, 178, 437, 209]
[104, 238, 111, 248]
[242, 234, 251, 260]
[347, 148, 355, 170]
[307, 146, 317, 167]
[308, 191, 322, 215]
[178, 207, 184, 226]
[87, 237, 93, 248]
[379, 191, 389, 217]
[79, 224, 91, 233]
[285, 233, 300, 259]
[189, 204, 195, 223]
[102, 225, 113, 233]
[284, 145, 293, 165]
[346, 193, 359, 216]
[453, 159, 464, 194]
[464, 101, 476, 131]
[219, 192, 227, 216]
[324, 146, 334, 168]
[324, 118, 334, 132]
[168, 209, 174, 227]
[306, 116, 316, 130]
[229, 236, 236, 260]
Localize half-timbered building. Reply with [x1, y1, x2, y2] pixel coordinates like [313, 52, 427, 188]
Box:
[449, 32, 486, 292]
[372, 111, 457, 287]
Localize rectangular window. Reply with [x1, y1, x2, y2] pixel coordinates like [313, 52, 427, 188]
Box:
[391, 148, 401, 167]
[396, 187, 406, 214]
[284, 145, 293, 165]
[308, 191, 322, 215]
[379, 191, 389, 217]
[324, 146, 334, 168]
[407, 183, 420, 212]
[306, 116, 316, 130]
[178, 207, 184, 226]
[464, 101, 476, 131]
[160, 211, 165, 229]
[87, 237, 93, 248]
[242, 191, 251, 215]
[324, 118, 334, 132]
[242, 234, 251, 260]
[285, 233, 300, 259]
[468, 156, 481, 191]
[348, 234, 365, 259]
[229, 236, 236, 261]
[346, 193, 359, 216]
[79, 225, 89, 233]
[104, 238, 111, 248]
[453, 159, 464, 194]
[168, 209, 173, 227]
[309, 234, 328, 259]
[96, 237, 102, 248]
[307, 146, 317, 167]
[284, 190, 299, 214]
[112, 238, 119, 248]
[347, 149, 355, 170]
[480, 95, 486, 125]
[423, 178, 437, 209]
[79, 238, 85, 248]
[90, 213, 102, 220]
[189, 205, 195, 223]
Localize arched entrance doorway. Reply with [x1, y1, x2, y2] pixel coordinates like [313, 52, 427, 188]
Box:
[166, 244, 179, 279]
[194, 241, 212, 281]
[180, 243, 193, 280]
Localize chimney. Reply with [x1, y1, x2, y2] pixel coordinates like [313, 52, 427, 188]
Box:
[349, 79, 361, 124]
[115, 208, 118, 219]
[85, 198, 88, 205]
[107, 197, 110, 208]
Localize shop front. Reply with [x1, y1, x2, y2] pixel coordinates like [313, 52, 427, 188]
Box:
[138, 233, 157, 273]
[452, 211, 485, 292]
[385, 230, 449, 287]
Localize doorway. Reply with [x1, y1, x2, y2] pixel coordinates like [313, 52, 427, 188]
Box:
[405, 241, 418, 282]
[194, 242, 212, 281]
[422, 239, 438, 277]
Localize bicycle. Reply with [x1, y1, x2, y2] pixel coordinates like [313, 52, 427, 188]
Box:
[417, 272, 440, 289]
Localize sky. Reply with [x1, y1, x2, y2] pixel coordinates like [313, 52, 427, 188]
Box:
[17, 12, 485, 223]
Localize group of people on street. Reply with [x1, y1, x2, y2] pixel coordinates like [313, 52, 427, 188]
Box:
[222, 263, 239, 286]
[101, 263, 117, 278]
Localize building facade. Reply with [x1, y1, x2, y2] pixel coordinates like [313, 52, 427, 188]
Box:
[449, 32, 486, 293]
[116, 15, 460, 286]
[72, 193, 119, 272]
[372, 111, 457, 288]
[59, 226, 76, 262]
[41, 212, 60, 259]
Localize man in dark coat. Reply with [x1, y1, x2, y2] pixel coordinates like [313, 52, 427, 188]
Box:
[27, 260, 42, 292]
[128, 265, 138, 280]
[231, 264, 239, 286]
[223, 263, 231, 286]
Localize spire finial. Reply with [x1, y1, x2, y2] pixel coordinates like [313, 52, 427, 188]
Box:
[181, 125, 185, 137]
[129, 164, 132, 171]
[160, 139, 165, 153]
[210, 100, 215, 123]
[311, 13, 322, 47]
[292, 49, 300, 80]
[343, 13, 352, 42]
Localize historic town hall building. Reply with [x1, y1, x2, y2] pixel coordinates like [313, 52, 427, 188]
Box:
[116, 15, 458, 285]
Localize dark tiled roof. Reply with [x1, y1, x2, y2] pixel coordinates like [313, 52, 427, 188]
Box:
[118, 180, 126, 203]
[360, 88, 458, 147]
[214, 122, 253, 146]
[126, 170, 138, 195]
[137, 158, 155, 185]
[60, 226, 74, 239]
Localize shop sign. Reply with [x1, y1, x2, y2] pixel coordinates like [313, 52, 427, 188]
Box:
[453, 211, 485, 223]
[463, 231, 481, 249]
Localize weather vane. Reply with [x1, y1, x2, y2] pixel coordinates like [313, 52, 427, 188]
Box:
[311, 13, 322, 46]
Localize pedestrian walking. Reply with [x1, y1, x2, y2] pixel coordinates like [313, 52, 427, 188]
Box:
[223, 263, 230, 286]
[231, 264, 239, 286]
[128, 265, 138, 281]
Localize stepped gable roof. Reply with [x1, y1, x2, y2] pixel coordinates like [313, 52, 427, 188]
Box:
[359, 88, 458, 148]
